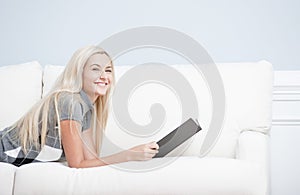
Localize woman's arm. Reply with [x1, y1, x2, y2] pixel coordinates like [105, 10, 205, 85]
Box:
[81, 128, 98, 160]
[60, 120, 159, 168]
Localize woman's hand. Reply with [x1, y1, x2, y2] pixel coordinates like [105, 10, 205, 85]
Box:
[126, 142, 159, 161]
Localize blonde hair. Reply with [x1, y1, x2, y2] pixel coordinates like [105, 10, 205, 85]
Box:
[13, 45, 115, 155]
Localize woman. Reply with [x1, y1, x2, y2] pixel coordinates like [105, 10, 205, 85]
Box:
[0, 45, 159, 168]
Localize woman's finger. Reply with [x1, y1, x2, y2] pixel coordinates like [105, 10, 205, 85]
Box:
[146, 148, 159, 154]
[148, 141, 159, 150]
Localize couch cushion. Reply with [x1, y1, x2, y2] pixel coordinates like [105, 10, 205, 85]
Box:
[217, 60, 273, 134]
[0, 162, 17, 195]
[103, 64, 225, 157]
[13, 157, 266, 195]
[0, 61, 42, 130]
[42, 65, 64, 97]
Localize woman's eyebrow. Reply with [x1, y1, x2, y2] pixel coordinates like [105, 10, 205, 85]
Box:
[90, 64, 101, 67]
[90, 64, 112, 68]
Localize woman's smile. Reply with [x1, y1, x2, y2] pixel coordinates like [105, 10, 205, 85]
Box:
[94, 81, 108, 86]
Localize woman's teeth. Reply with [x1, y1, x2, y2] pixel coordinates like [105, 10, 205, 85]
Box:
[95, 82, 107, 86]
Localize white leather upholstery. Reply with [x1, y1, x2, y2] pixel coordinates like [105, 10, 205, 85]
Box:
[0, 61, 273, 194]
[42, 64, 64, 97]
[238, 131, 271, 194]
[13, 157, 266, 195]
[0, 61, 42, 130]
[218, 61, 273, 134]
[0, 162, 16, 195]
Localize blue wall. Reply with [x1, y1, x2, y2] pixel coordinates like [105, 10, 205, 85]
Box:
[0, 0, 299, 70]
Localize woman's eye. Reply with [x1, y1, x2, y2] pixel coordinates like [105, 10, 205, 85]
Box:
[92, 68, 100, 71]
[105, 69, 112, 73]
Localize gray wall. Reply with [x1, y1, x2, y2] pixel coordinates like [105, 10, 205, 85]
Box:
[0, 0, 299, 70]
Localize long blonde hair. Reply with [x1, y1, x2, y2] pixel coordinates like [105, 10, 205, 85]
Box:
[14, 45, 115, 155]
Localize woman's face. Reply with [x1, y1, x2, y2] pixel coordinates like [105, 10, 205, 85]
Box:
[82, 53, 113, 103]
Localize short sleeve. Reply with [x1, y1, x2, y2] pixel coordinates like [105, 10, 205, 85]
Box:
[58, 93, 84, 126]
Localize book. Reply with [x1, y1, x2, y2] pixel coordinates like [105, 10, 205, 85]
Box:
[154, 118, 202, 158]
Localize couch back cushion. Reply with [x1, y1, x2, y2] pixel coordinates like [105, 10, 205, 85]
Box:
[42, 65, 64, 97]
[42, 61, 273, 158]
[0, 61, 42, 130]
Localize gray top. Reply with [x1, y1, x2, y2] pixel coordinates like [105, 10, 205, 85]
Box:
[0, 90, 93, 166]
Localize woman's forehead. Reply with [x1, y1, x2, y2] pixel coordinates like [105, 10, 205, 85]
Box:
[87, 53, 111, 67]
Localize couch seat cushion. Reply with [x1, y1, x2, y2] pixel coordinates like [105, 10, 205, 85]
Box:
[0, 162, 17, 195]
[13, 157, 266, 195]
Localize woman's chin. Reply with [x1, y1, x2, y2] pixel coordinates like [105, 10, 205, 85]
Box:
[95, 90, 108, 96]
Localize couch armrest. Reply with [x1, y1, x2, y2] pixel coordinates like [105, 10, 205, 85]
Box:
[237, 131, 269, 165]
[237, 130, 270, 195]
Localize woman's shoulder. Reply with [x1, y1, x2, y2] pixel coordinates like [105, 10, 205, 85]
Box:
[55, 91, 83, 108]
[57, 91, 81, 100]
[53, 91, 86, 119]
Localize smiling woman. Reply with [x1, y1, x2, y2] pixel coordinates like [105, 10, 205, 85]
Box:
[0, 45, 159, 168]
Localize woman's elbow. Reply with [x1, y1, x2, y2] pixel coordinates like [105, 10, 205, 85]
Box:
[67, 160, 83, 168]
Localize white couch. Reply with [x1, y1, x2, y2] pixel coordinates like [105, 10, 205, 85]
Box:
[0, 61, 273, 195]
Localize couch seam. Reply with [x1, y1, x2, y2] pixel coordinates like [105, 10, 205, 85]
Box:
[12, 168, 16, 195]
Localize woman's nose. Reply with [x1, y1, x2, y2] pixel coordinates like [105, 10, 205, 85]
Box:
[100, 71, 107, 79]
